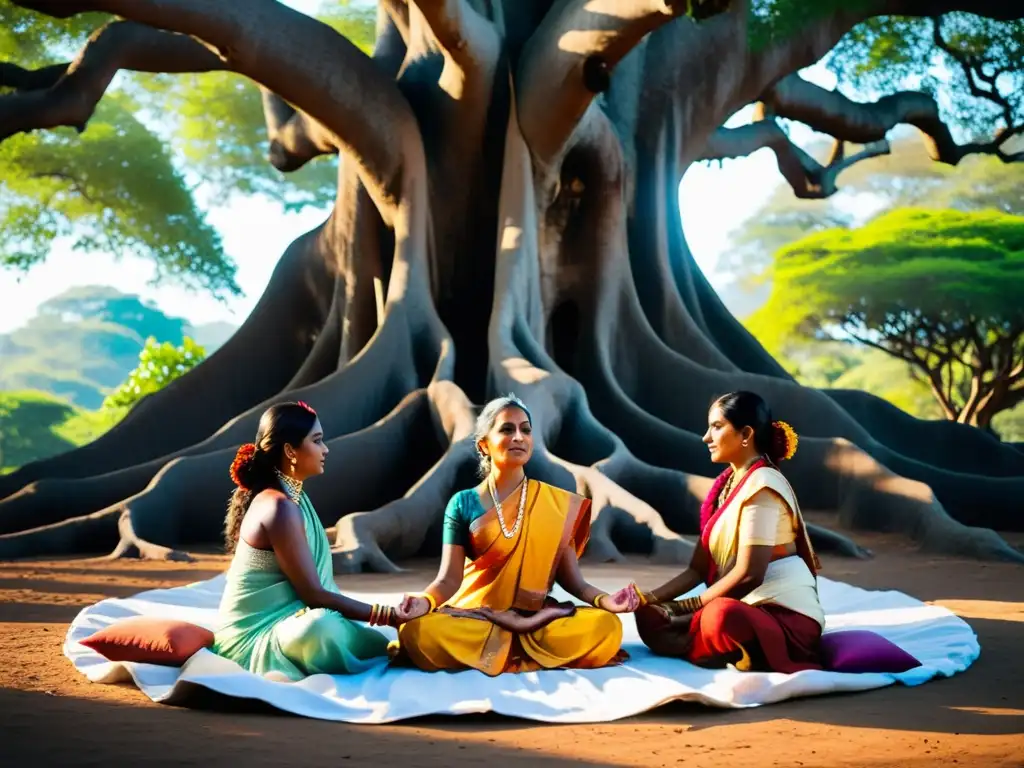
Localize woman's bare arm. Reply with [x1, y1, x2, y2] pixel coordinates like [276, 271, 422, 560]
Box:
[419, 543, 466, 606]
[692, 542, 773, 606]
[264, 498, 374, 621]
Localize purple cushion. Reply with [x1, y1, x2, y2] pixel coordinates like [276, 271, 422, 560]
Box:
[820, 630, 921, 674]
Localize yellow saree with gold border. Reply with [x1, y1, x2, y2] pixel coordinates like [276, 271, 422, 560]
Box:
[395, 480, 624, 676]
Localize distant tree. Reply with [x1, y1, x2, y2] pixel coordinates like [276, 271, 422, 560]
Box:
[0, 1, 375, 295]
[0, 389, 77, 470]
[750, 208, 1024, 430]
[718, 132, 1024, 313]
[103, 336, 206, 411]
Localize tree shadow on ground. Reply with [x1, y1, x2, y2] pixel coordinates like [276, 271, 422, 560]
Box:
[0, 687, 620, 768]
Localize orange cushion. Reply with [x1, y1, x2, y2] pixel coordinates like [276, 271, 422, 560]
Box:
[79, 617, 214, 666]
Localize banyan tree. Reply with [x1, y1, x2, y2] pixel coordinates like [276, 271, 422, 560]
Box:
[1, 0, 1022, 568]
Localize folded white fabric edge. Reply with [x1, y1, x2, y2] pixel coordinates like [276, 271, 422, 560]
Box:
[63, 575, 980, 724]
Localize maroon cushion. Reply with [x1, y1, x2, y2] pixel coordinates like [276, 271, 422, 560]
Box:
[79, 617, 214, 666]
[820, 629, 921, 673]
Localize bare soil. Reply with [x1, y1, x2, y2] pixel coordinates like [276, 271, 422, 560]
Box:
[1, 524, 1022, 767]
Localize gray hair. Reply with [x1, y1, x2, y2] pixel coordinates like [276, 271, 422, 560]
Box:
[474, 393, 533, 477]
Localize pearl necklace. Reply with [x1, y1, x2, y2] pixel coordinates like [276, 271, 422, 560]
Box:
[274, 469, 303, 503]
[487, 476, 528, 539]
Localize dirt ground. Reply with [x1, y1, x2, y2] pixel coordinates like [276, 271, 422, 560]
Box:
[1, 523, 1022, 768]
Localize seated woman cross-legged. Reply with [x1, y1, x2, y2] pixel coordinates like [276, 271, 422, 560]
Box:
[391, 394, 641, 676]
[213, 401, 394, 681]
[635, 391, 825, 674]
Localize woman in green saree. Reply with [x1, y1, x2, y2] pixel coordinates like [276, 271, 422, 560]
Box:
[213, 401, 392, 681]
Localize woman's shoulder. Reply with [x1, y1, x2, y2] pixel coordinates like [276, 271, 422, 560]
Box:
[744, 465, 796, 503]
[447, 487, 484, 510]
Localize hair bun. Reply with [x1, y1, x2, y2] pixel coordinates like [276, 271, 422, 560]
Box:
[230, 443, 258, 489]
[769, 420, 799, 462]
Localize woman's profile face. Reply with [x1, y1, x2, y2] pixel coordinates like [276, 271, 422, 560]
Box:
[288, 418, 329, 479]
[479, 406, 533, 471]
[702, 404, 749, 465]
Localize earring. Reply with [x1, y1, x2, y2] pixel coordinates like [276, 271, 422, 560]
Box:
[289, 457, 297, 474]
[742, 441, 749, 447]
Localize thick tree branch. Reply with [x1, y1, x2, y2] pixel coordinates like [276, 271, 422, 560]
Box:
[884, 0, 1024, 22]
[259, 89, 338, 173]
[0, 62, 69, 90]
[0, 17, 340, 175]
[14, 0, 421, 211]
[762, 73, 1024, 166]
[408, 0, 497, 75]
[700, 119, 889, 199]
[0, 20, 224, 141]
[518, 0, 730, 172]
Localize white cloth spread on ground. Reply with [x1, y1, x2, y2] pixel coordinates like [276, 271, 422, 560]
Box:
[64, 575, 979, 724]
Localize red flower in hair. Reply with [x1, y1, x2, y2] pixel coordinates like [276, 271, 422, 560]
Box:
[230, 443, 257, 489]
[296, 400, 316, 415]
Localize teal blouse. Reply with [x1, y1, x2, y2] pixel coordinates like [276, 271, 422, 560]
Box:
[442, 490, 490, 550]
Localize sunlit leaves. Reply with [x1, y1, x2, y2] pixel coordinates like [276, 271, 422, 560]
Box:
[102, 336, 206, 411]
[0, 0, 376, 290]
[828, 14, 1024, 142]
[747, 0, 875, 51]
[747, 208, 1024, 422]
[0, 6, 109, 70]
[0, 94, 237, 294]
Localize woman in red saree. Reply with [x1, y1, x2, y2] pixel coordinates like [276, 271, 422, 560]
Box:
[635, 391, 824, 673]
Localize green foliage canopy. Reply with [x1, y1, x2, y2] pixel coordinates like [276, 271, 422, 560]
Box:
[749, 207, 1024, 426]
[0, 1, 375, 294]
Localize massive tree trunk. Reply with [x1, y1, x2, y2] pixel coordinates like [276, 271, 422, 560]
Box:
[1, 0, 1022, 567]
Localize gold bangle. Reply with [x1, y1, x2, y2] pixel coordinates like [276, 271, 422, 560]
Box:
[592, 593, 608, 609]
[680, 596, 703, 613]
[634, 585, 654, 607]
[369, 604, 379, 626]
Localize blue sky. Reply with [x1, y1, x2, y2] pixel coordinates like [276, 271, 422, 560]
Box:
[0, 4, 840, 333]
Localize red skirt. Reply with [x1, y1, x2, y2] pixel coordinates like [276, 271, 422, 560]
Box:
[637, 597, 822, 674]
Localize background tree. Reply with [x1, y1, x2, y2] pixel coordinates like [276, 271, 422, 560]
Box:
[102, 336, 207, 411]
[748, 207, 1024, 432]
[715, 132, 1024, 320]
[1, 0, 1023, 567]
[0, 1, 376, 289]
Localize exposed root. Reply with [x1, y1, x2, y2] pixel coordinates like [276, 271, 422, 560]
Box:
[0, 294, 445, 535]
[331, 380, 477, 573]
[805, 522, 873, 560]
[0, 224, 335, 502]
[332, 441, 478, 573]
[108, 510, 194, 562]
[0, 507, 120, 560]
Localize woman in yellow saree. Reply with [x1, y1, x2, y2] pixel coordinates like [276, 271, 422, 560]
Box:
[391, 394, 641, 676]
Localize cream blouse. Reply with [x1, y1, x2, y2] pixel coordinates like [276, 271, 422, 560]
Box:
[707, 467, 824, 628]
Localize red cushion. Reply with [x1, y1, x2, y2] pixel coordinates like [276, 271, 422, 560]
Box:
[79, 617, 214, 666]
